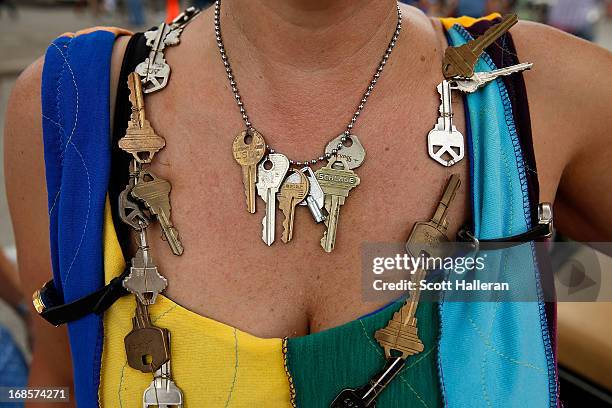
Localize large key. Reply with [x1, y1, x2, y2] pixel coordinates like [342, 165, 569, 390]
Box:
[123, 229, 168, 305]
[376, 175, 461, 361]
[442, 14, 518, 79]
[143, 335, 183, 408]
[278, 170, 309, 243]
[256, 153, 290, 246]
[118, 73, 166, 164]
[287, 166, 326, 224]
[324, 134, 366, 170]
[330, 357, 405, 408]
[124, 299, 170, 373]
[316, 158, 360, 252]
[427, 80, 464, 167]
[131, 170, 184, 256]
[232, 129, 267, 213]
[452, 62, 533, 93]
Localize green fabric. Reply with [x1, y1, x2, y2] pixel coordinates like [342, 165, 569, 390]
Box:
[286, 302, 442, 407]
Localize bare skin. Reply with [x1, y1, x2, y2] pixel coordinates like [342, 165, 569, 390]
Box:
[5, 0, 612, 399]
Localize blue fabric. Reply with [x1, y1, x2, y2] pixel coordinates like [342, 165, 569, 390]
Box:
[0, 326, 28, 408]
[437, 26, 556, 408]
[41, 30, 118, 408]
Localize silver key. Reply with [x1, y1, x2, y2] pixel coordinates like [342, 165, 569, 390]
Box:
[324, 134, 366, 170]
[256, 154, 290, 246]
[427, 80, 464, 167]
[143, 337, 183, 408]
[453, 62, 533, 93]
[136, 23, 179, 93]
[287, 166, 326, 223]
[123, 229, 168, 305]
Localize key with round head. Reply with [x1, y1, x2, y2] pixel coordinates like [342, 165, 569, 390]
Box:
[256, 153, 290, 246]
[124, 299, 170, 373]
[119, 174, 151, 231]
[118, 73, 166, 164]
[136, 23, 173, 93]
[131, 170, 184, 256]
[324, 134, 366, 170]
[315, 158, 360, 252]
[442, 14, 518, 79]
[427, 80, 464, 167]
[452, 62, 533, 93]
[287, 166, 326, 224]
[232, 129, 267, 213]
[278, 170, 309, 243]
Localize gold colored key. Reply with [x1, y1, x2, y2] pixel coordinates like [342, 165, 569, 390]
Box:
[232, 129, 266, 213]
[278, 170, 309, 243]
[131, 170, 184, 256]
[124, 299, 170, 373]
[442, 14, 518, 79]
[118, 72, 166, 164]
[375, 174, 461, 360]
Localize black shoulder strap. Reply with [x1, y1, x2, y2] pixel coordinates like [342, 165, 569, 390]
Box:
[110, 33, 150, 258]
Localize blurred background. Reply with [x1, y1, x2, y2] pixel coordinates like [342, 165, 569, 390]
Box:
[0, 0, 611, 406]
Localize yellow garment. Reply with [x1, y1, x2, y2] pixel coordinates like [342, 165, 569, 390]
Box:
[99, 200, 293, 407]
[440, 13, 502, 30]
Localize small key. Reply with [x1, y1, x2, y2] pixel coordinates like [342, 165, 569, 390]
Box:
[232, 129, 267, 214]
[123, 229, 168, 305]
[131, 170, 184, 256]
[316, 158, 360, 252]
[143, 335, 183, 408]
[452, 62, 533, 93]
[443, 14, 518, 79]
[324, 134, 366, 170]
[256, 153, 290, 246]
[124, 299, 170, 373]
[427, 80, 464, 167]
[278, 170, 309, 243]
[118, 73, 166, 164]
[287, 166, 326, 224]
[331, 357, 406, 408]
[119, 174, 151, 231]
[135, 23, 173, 93]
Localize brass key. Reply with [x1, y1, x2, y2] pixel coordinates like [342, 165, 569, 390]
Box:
[278, 169, 309, 243]
[316, 158, 360, 252]
[124, 299, 170, 373]
[118, 72, 166, 164]
[375, 174, 461, 360]
[442, 14, 518, 79]
[232, 129, 266, 213]
[131, 170, 184, 256]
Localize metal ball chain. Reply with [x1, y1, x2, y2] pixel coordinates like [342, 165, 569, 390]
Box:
[214, 0, 402, 166]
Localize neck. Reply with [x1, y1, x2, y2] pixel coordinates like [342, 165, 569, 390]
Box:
[220, 0, 399, 71]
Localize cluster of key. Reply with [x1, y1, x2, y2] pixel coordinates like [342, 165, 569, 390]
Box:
[427, 14, 532, 167]
[118, 72, 185, 407]
[232, 130, 366, 252]
[331, 15, 533, 407]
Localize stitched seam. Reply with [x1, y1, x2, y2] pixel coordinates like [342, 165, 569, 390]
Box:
[465, 312, 544, 372]
[49, 41, 79, 157]
[224, 328, 239, 408]
[479, 350, 492, 408]
[117, 361, 128, 408]
[42, 114, 63, 216]
[61, 141, 91, 287]
[281, 338, 297, 408]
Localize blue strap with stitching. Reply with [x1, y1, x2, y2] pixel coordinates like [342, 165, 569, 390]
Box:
[41, 30, 117, 408]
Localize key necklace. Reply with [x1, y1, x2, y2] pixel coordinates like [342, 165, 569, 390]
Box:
[217, 0, 402, 250]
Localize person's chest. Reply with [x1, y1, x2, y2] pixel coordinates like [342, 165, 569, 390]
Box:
[125, 36, 470, 339]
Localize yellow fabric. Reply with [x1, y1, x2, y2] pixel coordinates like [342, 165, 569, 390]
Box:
[60, 27, 133, 39]
[99, 200, 293, 407]
[439, 13, 502, 30]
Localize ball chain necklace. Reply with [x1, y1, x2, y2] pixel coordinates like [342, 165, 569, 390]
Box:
[216, 0, 403, 251]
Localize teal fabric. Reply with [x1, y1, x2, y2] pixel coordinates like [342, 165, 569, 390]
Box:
[437, 26, 556, 408]
[287, 301, 442, 408]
